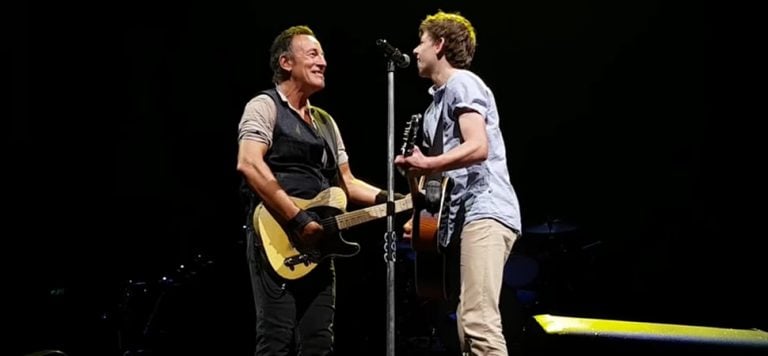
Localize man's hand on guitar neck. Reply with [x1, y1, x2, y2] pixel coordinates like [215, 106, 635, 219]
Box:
[394, 146, 436, 176]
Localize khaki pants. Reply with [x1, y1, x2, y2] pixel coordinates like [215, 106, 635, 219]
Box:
[457, 219, 518, 356]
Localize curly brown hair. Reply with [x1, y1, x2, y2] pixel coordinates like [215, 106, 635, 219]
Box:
[270, 25, 316, 84]
[419, 11, 477, 69]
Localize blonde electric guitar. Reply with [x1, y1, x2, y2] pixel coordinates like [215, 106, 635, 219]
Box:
[254, 186, 413, 280]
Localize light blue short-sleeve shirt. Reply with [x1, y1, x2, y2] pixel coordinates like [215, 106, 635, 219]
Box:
[422, 69, 522, 246]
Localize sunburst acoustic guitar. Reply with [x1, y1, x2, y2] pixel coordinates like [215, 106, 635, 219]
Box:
[400, 114, 454, 300]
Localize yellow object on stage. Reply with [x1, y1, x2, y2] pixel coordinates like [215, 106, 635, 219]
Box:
[533, 314, 768, 348]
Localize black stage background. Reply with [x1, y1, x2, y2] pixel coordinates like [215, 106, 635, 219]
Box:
[8, 1, 765, 355]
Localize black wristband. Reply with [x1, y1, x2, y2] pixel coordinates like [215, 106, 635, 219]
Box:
[375, 190, 389, 204]
[375, 190, 406, 204]
[287, 209, 314, 233]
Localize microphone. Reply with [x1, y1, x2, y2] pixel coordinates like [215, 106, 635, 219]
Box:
[376, 39, 410, 68]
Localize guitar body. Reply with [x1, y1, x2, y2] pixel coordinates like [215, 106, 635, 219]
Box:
[411, 176, 453, 252]
[411, 176, 454, 300]
[254, 187, 359, 280]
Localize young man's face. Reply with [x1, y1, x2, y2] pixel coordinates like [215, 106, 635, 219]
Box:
[413, 31, 439, 79]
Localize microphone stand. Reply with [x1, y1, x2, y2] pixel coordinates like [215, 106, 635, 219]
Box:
[383, 58, 397, 356]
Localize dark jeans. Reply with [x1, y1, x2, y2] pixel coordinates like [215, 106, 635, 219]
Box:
[247, 229, 336, 356]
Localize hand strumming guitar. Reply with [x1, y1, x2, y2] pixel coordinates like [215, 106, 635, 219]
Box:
[287, 209, 324, 255]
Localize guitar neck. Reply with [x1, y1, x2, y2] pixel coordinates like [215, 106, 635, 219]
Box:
[334, 196, 413, 230]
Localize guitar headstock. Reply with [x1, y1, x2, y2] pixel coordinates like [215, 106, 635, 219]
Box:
[400, 113, 422, 157]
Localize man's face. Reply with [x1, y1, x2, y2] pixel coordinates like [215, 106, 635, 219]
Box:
[286, 34, 327, 91]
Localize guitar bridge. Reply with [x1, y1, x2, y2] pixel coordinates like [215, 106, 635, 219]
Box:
[284, 253, 316, 270]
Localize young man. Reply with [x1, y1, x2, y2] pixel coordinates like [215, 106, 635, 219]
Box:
[395, 11, 522, 356]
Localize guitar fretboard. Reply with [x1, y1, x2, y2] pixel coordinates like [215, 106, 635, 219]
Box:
[335, 196, 413, 230]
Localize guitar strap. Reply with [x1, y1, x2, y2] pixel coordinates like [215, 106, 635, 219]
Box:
[427, 109, 445, 155]
[424, 111, 445, 213]
[310, 106, 341, 188]
[310, 107, 338, 161]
